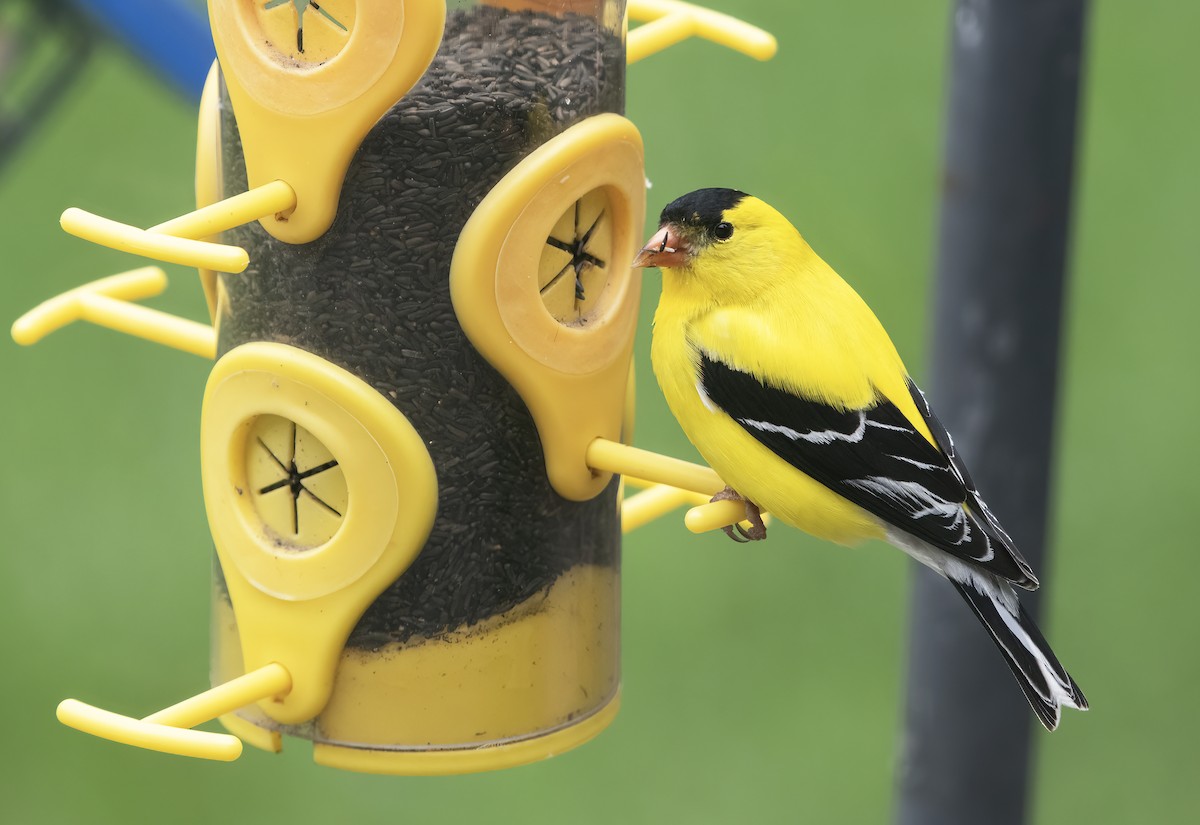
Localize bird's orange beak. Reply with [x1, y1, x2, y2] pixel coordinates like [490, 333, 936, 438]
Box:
[632, 225, 689, 269]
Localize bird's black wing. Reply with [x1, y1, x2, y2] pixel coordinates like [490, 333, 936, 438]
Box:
[903, 379, 1036, 584]
[698, 351, 1038, 589]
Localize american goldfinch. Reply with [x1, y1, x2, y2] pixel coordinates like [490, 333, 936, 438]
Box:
[633, 188, 1087, 730]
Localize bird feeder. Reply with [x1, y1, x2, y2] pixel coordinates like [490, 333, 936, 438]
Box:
[13, 0, 775, 774]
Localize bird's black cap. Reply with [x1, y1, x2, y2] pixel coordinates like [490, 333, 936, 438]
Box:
[659, 188, 749, 237]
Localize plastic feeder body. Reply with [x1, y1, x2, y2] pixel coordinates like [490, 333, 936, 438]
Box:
[207, 0, 637, 773]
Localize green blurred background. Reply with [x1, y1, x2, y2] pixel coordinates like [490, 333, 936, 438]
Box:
[2, 1, 1197, 822]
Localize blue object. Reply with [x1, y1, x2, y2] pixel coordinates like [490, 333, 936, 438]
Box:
[71, 0, 215, 100]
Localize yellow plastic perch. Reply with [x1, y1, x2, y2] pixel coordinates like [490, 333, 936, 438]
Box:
[589, 439, 771, 536]
[58, 179, 296, 274]
[621, 480, 701, 533]
[56, 663, 292, 761]
[17, 182, 301, 357]
[11, 267, 216, 359]
[60, 209, 248, 274]
[627, 0, 778, 65]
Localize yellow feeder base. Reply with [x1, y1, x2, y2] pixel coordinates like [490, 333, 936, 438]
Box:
[312, 694, 620, 776]
[213, 563, 619, 774]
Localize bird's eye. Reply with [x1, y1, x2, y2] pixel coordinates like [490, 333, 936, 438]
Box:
[713, 222, 734, 241]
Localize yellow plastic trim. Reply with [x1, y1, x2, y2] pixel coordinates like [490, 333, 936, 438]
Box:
[626, 0, 777, 64]
[209, 0, 446, 243]
[202, 343, 437, 724]
[451, 114, 645, 501]
[313, 692, 620, 776]
[56, 663, 291, 761]
[11, 267, 217, 358]
[195, 61, 224, 320]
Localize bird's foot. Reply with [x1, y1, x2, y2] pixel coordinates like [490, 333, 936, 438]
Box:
[711, 486, 768, 542]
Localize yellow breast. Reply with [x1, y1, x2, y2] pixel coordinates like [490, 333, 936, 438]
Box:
[650, 300, 887, 547]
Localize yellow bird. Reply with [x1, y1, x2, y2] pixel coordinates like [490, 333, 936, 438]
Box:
[633, 188, 1087, 730]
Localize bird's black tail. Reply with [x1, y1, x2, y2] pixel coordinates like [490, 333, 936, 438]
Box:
[951, 579, 1089, 730]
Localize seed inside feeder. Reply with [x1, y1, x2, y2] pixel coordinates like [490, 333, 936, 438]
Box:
[216, 6, 625, 648]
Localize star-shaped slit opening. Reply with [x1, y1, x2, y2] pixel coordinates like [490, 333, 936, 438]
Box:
[255, 421, 342, 535]
[262, 0, 348, 55]
[542, 199, 607, 315]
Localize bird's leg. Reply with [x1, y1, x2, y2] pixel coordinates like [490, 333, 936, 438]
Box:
[711, 486, 768, 542]
[738, 500, 767, 541]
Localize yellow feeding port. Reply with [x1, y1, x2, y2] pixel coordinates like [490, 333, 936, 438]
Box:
[244, 415, 347, 550]
[539, 188, 616, 325]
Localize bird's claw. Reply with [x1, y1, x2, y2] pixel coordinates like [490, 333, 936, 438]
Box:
[722, 524, 750, 543]
[711, 486, 767, 542]
[737, 518, 768, 541]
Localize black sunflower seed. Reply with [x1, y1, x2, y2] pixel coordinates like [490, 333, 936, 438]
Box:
[214, 7, 625, 648]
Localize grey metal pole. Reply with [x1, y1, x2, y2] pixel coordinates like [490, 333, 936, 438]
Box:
[895, 2, 1089, 824]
